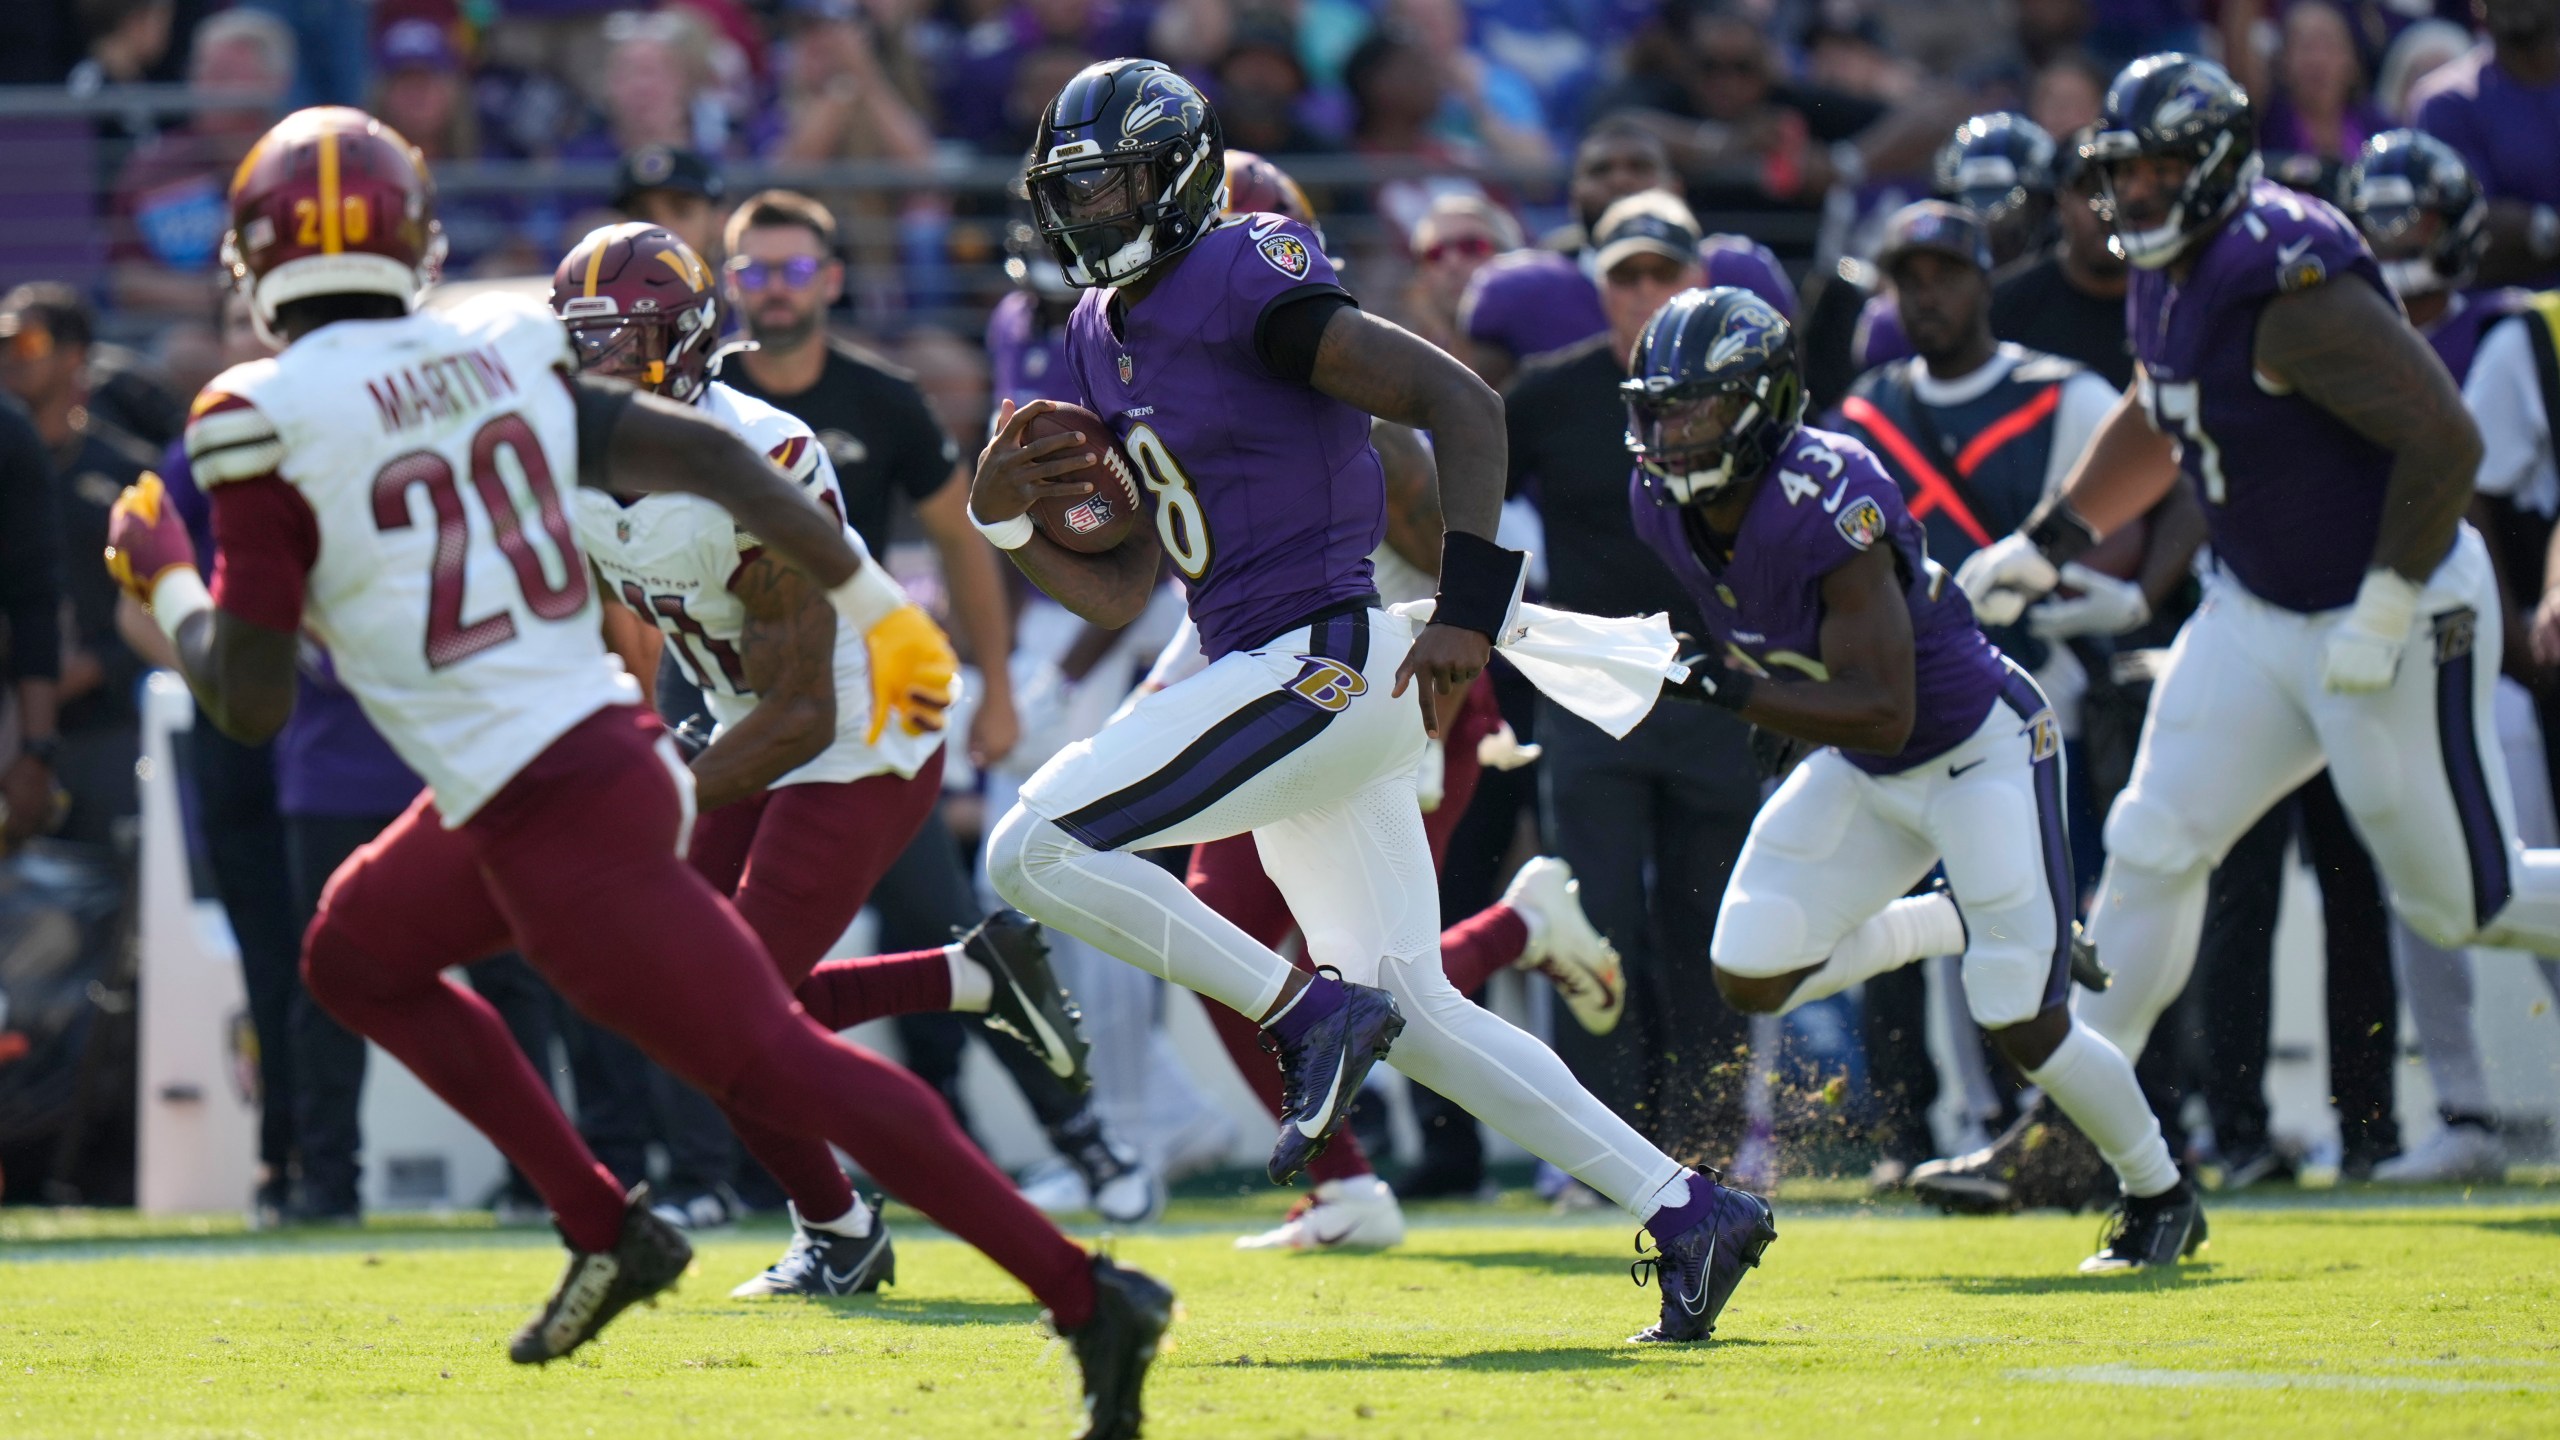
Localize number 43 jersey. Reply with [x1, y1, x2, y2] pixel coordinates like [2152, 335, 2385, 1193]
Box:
[2132, 179, 2394, 613]
[570, 381, 938, 786]
[187, 291, 635, 825]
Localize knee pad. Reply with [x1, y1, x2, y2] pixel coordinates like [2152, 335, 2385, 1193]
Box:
[1958, 940, 2051, 1030]
[2102, 790, 2206, 879]
[984, 803, 1063, 912]
[2395, 891, 2477, 951]
[1709, 890, 1815, 979]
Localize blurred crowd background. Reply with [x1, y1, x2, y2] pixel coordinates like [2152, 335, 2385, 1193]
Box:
[2, 0, 2556, 1224]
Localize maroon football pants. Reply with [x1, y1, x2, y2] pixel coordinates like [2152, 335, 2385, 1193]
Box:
[300, 707, 1093, 1325]
[1188, 675, 1529, 1185]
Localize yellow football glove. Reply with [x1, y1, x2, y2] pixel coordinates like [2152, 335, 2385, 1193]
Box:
[103, 471, 200, 608]
[864, 603, 958, 744]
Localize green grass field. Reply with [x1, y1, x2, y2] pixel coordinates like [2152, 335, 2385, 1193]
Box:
[4, 1184, 2557, 1439]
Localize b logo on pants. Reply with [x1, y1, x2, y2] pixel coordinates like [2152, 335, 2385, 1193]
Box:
[1287, 657, 1368, 712]
[2434, 607, 2477, 666]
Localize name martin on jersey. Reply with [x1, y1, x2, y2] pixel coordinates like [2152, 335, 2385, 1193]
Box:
[364, 344, 521, 436]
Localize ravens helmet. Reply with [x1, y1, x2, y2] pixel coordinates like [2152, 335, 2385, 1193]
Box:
[2081, 53, 2259, 269]
[1935, 112, 2057, 226]
[1622, 287, 1806, 506]
[2344, 129, 2486, 298]
[1024, 58, 1226, 289]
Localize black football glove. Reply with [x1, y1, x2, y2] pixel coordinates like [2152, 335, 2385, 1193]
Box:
[1665, 633, 1757, 712]
[1748, 724, 1812, 781]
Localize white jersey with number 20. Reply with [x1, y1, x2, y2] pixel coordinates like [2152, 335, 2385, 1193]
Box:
[187, 292, 636, 824]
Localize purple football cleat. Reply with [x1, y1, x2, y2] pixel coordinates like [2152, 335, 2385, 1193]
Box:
[1262, 974, 1405, 1186]
[1629, 1181, 1777, 1343]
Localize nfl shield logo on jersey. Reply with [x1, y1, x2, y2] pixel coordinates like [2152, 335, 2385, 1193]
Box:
[1257, 231, 1312, 280]
[1118, 353, 1134, 386]
[1834, 496, 1886, 550]
[615, 517, 632, 543]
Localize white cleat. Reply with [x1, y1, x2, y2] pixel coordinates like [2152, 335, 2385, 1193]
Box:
[1502, 857, 1625, 1035]
[2371, 1122, 2506, 1185]
[1235, 1175, 1406, 1251]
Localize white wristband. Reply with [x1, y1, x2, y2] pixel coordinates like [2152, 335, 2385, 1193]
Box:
[151, 567, 213, 648]
[970, 504, 1037, 551]
[825, 559, 909, 633]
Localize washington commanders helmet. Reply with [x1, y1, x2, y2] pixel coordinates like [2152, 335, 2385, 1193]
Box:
[550, 222, 721, 404]
[1024, 58, 1226, 288]
[1623, 287, 1806, 506]
[2081, 53, 2259, 269]
[223, 106, 446, 331]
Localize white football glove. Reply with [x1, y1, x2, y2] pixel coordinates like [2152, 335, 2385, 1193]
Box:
[2028, 564, 2151, 640]
[1955, 532, 2060, 628]
[2323, 569, 2422, 694]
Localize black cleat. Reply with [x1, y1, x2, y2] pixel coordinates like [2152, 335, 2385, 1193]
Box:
[1910, 1096, 2117, 1215]
[1056, 1255, 1174, 1440]
[1629, 1180, 1778, 1343]
[729, 1201, 895, 1297]
[508, 1185, 692, 1364]
[2069, 922, 2113, 992]
[1262, 971, 1404, 1185]
[2080, 1180, 2206, 1273]
[967, 910, 1092, 1094]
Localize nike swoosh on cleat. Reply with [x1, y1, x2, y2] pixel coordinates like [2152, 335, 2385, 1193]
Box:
[1682, 1232, 1715, 1316]
[1311, 1223, 1357, 1247]
[1295, 1051, 1348, 1138]
[821, 1263, 865, 1291]
[1003, 979, 1074, 1076]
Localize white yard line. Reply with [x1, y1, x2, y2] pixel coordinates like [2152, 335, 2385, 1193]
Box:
[2009, 1364, 2560, 1395]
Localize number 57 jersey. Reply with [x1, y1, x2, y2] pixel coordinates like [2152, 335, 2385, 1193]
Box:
[186, 291, 636, 824]
[2132, 178, 2394, 613]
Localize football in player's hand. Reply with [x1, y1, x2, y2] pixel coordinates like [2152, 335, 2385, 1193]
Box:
[1024, 403, 1141, 554]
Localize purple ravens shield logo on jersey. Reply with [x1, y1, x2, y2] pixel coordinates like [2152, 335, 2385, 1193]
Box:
[1257, 231, 1312, 280]
[1835, 495, 1886, 550]
[1119, 71, 1206, 144]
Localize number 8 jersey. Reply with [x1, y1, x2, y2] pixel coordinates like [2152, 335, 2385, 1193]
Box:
[186, 291, 637, 824]
[2131, 178, 2394, 613]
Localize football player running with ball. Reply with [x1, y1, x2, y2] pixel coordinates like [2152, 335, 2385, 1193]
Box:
[550, 221, 1094, 1300]
[973, 58, 1773, 1345]
[1960, 57, 2560, 1175]
[105, 108, 1168, 1437]
[1625, 286, 2201, 1273]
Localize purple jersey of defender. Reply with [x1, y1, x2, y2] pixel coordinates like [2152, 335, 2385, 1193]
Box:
[2425, 287, 2535, 385]
[1063, 214, 1384, 658]
[989, 289, 1075, 407]
[2132, 180, 2395, 613]
[1628, 424, 2010, 775]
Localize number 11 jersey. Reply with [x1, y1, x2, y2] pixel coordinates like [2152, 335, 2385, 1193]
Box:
[185, 291, 635, 824]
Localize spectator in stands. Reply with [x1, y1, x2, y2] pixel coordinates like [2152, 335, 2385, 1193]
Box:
[2377, 18, 2474, 119]
[107, 7, 295, 320]
[562, 8, 732, 162]
[66, 0, 172, 97]
[938, 0, 1156, 152]
[0, 286, 155, 852]
[2027, 52, 2110, 139]
[1507, 192, 1759, 1169]
[1382, 0, 1559, 174]
[365, 20, 521, 277]
[761, 2, 935, 170]
[2261, 0, 2387, 193]
[2414, 0, 2560, 284]
[1214, 15, 1338, 160]
[613, 147, 727, 266]
[1402, 194, 1523, 358]
[1345, 24, 1487, 241]
[1990, 130, 2132, 389]
[1456, 119, 1672, 387]
[0, 385, 60, 856]
[1804, 5, 1927, 105]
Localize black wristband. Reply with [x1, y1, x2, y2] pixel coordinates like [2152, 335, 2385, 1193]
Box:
[1696, 659, 1755, 712]
[2024, 497, 2098, 568]
[1433, 531, 1527, 639]
[19, 735, 59, 768]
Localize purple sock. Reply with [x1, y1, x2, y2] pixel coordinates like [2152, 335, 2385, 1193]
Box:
[1262, 973, 1347, 1046]
[1645, 1170, 1719, 1246]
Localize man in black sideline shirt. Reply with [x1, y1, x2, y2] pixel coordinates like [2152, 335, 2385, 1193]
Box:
[1988, 132, 2132, 390]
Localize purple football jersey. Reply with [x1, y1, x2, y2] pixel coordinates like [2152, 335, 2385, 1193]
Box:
[2414, 48, 2560, 212]
[2423, 287, 2535, 386]
[1063, 215, 1384, 658]
[1460, 249, 1608, 363]
[988, 290, 1075, 408]
[1627, 425, 2009, 775]
[2131, 180, 2395, 613]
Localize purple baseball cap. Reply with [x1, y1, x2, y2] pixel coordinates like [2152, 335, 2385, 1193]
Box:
[1698, 234, 1797, 322]
[377, 19, 461, 76]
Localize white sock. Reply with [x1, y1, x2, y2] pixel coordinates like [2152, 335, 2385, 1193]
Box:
[1639, 1170, 1691, 1223]
[946, 943, 991, 1013]
[797, 1193, 875, 1238]
[2026, 1021, 2180, 1198]
[1514, 903, 1550, 966]
[1777, 892, 1963, 1015]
